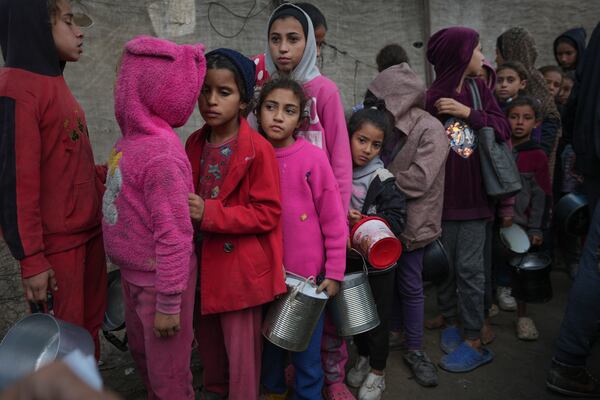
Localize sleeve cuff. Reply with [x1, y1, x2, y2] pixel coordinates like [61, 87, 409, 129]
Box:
[156, 292, 182, 314]
[467, 109, 485, 130]
[20, 253, 52, 279]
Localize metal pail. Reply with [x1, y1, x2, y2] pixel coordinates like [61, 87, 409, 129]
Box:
[262, 273, 328, 352]
[329, 252, 380, 337]
[0, 314, 94, 389]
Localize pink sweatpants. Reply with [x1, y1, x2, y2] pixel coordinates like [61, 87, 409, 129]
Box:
[122, 267, 197, 400]
[197, 306, 262, 400]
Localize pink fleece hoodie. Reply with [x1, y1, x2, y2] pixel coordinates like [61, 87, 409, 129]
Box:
[102, 36, 206, 314]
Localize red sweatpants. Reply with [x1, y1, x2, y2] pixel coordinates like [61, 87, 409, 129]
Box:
[46, 234, 107, 358]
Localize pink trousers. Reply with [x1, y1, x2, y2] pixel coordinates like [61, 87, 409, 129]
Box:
[122, 267, 197, 400]
[196, 306, 263, 400]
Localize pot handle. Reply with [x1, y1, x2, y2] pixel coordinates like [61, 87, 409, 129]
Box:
[103, 330, 129, 352]
[349, 248, 369, 275]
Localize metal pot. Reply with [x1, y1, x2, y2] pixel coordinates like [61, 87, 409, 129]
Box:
[329, 254, 380, 337]
[555, 193, 590, 236]
[499, 224, 531, 257]
[102, 269, 128, 352]
[422, 239, 450, 284]
[509, 253, 553, 304]
[262, 273, 328, 352]
[0, 314, 94, 389]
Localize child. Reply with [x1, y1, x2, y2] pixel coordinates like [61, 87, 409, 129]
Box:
[558, 71, 575, 107]
[505, 96, 552, 340]
[103, 36, 206, 399]
[186, 49, 286, 400]
[495, 61, 528, 109]
[553, 27, 587, 72]
[345, 101, 407, 400]
[539, 65, 563, 99]
[366, 62, 448, 387]
[264, 5, 353, 397]
[376, 43, 410, 72]
[426, 27, 511, 372]
[258, 77, 345, 400]
[0, 0, 107, 356]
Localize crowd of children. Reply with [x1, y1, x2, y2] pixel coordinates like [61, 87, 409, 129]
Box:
[0, 0, 599, 399]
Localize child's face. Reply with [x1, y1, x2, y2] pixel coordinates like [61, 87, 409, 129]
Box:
[543, 70, 563, 98]
[269, 17, 306, 75]
[556, 42, 577, 70]
[558, 77, 574, 105]
[465, 42, 485, 77]
[495, 48, 504, 66]
[52, 0, 84, 62]
[508, 105, 538, 141]
[259, 88, 301, 148]
[198, 68, 244, 129]
[495, 68, 525, 101]
[350, 122, 384, 167]
[314, 25, 327, 58]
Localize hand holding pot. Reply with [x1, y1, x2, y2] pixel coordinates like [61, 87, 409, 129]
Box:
[153, 311, 180, 338]
[317, 279, 340, 297]
[22, 269, 57, 303]
[500, 217, 513, 228]
[348, 209, 362, 228]
[188, 193, 204, 222]
[530, 234, 543, 247]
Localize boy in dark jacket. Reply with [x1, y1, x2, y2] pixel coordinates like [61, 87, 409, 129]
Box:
[506, 96, 551, 341]
[0, 0, 107, 356]
[345, 101, 406, 399]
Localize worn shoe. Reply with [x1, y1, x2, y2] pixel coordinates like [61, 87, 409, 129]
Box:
[546, 358, 600, 398]
[497, 286, 517, 311]
[358, 372, 386, 400]
[439, 342, 494, 373]
[440, 326, 462, 354]
[347, 356, 370, 388]
[516, 317, 539, 341]
[403, 350, 438, 387]
[488, 304, 500, 318]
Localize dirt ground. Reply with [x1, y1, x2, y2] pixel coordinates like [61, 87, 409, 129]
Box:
[99, 267, 600, 399]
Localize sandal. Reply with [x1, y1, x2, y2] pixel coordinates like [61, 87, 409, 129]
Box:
[439, 342, 494, 373]
[440, 326, 462, 354]
[516, 317, 539, 341]
[323, 383, 356, 400]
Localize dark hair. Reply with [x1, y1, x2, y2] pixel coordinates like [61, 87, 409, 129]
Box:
[376, 44, 410, 72]
[505, 95, 542, 120]
[257, 77, 308, 132]
[555, 37, 578, 52]
[539, 65, 564, 78]
[205, 53, 250, 110]
[497, 61, 529, 81]
[563, 70, 576, 82]
[295, 2, 327, 31]
[47, 0, 62, 21]
[348, 98, 393, 145]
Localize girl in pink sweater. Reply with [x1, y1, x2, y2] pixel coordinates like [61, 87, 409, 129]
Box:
[103, 36, 206, 399]
[258, 78, 346, 400]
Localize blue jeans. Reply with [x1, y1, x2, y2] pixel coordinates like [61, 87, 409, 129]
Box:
[262, 314, 325, 400]
[555, 201, 600, 366]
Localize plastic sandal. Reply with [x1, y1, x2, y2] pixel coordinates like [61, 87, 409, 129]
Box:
[440, 326, 462, 354]
[439, 342, 494, 373]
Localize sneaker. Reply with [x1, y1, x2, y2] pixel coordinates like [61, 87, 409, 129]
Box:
[546, 358, 600, 398]
[389, 330, 406, 351]
[403, 350, 438, 387]
[439, 342, 494, 373]
[497, 286, 517, 311]
[440, 326, 462, 354]
[516, 317, 539, 341]
[347, 356, 370, 388]
[358, 372, 386, 400]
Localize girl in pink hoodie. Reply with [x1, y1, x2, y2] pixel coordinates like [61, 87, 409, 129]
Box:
[102, 36, 206, 400]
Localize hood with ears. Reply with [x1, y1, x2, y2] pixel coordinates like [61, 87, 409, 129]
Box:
[114, 35, 206, 137]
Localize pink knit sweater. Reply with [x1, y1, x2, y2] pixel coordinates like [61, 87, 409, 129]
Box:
[102, 36, 206, 314]
[274, 138, 346, 282]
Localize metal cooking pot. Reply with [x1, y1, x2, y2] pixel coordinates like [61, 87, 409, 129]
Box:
[422, 239, 450, 284]
[0, 314, 94, 389]
[499, 224, 531, 257]
[509, 253, 553, 304]
[555, 193, 590, 236]
[102, 269, 128, 352]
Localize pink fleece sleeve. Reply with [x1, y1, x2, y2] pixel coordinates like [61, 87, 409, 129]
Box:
[318, 85, 352, 216]
[309, 151, 347, 282]
[143, 156, 194, 314]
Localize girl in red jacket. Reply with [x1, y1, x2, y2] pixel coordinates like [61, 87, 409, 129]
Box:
[186, 48, 286, 400]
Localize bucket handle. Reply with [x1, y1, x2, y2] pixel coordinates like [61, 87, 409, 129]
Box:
[287, 273, 317, 299]
[349, 248, 370, 275]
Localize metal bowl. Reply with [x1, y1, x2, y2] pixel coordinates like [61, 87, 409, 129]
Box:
[103, 269, 125, 332]
[555, 193, 590, 236]
[422, 239, 450, 284]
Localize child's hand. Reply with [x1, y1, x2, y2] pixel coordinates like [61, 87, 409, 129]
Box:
[188, 193, 204, 221]
[153, 311, 180, 338]
[22, 269, 58, 303]
[500, 217, 513, 228]
[529, 234, 543, 246]
[434, 98, 471, 119]
[317, 279, 340, 297]
[348, 209, 362, 228]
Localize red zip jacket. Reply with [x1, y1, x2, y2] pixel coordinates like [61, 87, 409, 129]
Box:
[0, 0, 103, 278]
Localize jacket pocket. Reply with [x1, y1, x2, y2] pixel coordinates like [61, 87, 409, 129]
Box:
[239, 235, 270, 278]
